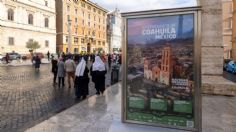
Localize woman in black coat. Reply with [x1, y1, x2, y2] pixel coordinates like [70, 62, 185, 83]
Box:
[90, 56, 107, 95]
[35, 55, 41, 70]
[74, 58, 89, 99]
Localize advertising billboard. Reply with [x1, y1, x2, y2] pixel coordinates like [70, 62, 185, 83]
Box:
[122, 8, 201, 131]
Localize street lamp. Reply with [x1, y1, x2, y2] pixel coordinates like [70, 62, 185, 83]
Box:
[84, 35, 90, 53]
[85, 35, 88, 42]
[67, 19, 72, 54]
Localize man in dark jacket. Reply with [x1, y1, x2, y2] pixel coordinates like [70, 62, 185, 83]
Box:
[108, 54, 112, 68]
[5, 53, 10, 64]
[51, 56, 58, 84]
[47, 51, 50, 61]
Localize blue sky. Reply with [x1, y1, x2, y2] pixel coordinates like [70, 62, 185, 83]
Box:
[90, 0, 197, 12]
[127, 14, 194, 44]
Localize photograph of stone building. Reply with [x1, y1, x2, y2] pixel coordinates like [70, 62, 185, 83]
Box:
[126, 14, 195, 127]
[144, 45, 173, 86]
[143, 44, 193, 91]
[160, 46, 173, 85]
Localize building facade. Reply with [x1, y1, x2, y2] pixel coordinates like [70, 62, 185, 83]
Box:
[160, 46, 172, 85]
[222, 0, 233, 59]
[107, 9, 122, 53]
[0, 0, 56, 54]
[56, 0, 108, 54]
[143, 45, 173, 86]
[232, 0, 236, 60]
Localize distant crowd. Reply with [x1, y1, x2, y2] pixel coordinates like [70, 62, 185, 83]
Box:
[46, 52, 122, 100]
[4, 50, 121, 99]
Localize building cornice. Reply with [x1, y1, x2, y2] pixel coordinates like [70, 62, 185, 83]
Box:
[68, 0, 109, 13]
[222, 33, 232, 36]
[5, 26, 56, 35]
[60, 32, 106, 41]
[85, 0, 109, 13]
[3, 0, 55, 15]
[0, 23, 56, 35]
[222, 0, 232, 3]
[0, 18, 56, 31]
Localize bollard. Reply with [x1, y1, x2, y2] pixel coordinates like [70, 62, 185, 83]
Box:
[111, 64, 119, 85]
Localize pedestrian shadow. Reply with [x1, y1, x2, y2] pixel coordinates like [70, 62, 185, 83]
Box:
[34, 70, 41, 79]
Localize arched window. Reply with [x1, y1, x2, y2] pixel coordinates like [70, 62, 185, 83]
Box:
[45, 18, 49, 27]
[7, 8, 14, 21]
[28, 14, 33, 25]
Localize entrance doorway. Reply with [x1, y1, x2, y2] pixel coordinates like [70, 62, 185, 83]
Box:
[87, 43, 91, 53]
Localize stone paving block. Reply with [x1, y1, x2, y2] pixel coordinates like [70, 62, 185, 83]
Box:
[26, 83, 236, 132]
[202, 75, 236, 96]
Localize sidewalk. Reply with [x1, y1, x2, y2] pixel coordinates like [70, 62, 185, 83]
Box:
[0, 59, 50, 67]
[25, 83, 236, 132]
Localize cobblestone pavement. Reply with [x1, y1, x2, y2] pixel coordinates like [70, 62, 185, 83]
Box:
[0, 63, 112, 132]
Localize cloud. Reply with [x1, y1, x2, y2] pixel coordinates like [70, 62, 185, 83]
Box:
[91, 0, 197, 12]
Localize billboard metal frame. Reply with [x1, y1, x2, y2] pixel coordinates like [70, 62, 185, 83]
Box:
[121, 7, 202, 132]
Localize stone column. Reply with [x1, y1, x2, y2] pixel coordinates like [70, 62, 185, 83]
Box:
[200, 0, 224, 76]
[200, 0, 236, 96]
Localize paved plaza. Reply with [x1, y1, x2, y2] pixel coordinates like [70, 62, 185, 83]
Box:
[26, 83, 236, 132]
[0, 64, 111, 132]
[0, 64, 236, 132]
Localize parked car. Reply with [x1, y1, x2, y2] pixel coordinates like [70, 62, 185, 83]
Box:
[223, 59, 232, 70]
[2, 52, 21, 61]
[226, 60, 236, 73]
[9, 52, 21, 60]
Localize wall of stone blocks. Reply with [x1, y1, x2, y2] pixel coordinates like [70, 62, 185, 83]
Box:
[200, 0, 224, 76]
[199, 0, 236, 96]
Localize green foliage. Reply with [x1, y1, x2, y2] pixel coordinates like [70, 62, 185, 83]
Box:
[26, 39, 40, 52]
[98, 48, 103, 54]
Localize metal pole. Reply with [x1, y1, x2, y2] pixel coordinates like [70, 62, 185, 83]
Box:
[85, 35, 88, 53]
[68, 20, 72, 54]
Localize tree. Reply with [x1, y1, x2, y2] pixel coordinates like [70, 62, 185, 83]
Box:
[97, 48, 103, 54]
[26, 39, 40, 52]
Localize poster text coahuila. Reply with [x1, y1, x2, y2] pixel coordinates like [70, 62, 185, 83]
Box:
[142, 24, 177, 39]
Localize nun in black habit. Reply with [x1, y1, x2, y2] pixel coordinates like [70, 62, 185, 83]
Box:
[74, 58, 89, 99]
[90, 56, 107, 95]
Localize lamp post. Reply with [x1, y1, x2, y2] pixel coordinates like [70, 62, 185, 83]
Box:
[84, 35, 90, 53]
[67, 19, 72, 54]
[85, 35, 88, 43]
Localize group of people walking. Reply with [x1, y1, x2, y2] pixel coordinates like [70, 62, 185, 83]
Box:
[51, 55, 107, 99]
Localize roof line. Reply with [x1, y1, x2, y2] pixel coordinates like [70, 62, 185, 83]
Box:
[84, 0, 109, 13]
